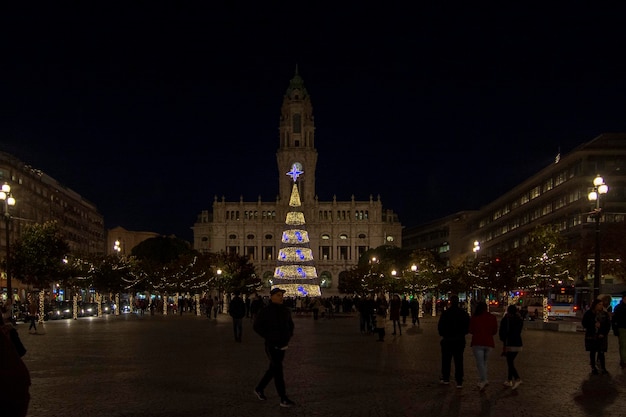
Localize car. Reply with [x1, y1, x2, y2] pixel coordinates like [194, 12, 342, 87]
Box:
[48, 301, 73, 320]
[100, 301, 114, 314]
[78, 302, 98, 317]
[5, 302, 28, 324]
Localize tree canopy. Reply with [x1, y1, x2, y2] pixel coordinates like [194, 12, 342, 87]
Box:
[10, 221, 70, 290]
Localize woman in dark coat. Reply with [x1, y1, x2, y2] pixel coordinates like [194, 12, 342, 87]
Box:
[499, 304, 524, 389]
[582, 298, 611, 374]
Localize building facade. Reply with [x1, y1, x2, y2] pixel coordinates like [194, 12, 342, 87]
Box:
[192, 70, 403, 293]
[402, 133, 626, 294]
[106, 226, 160, 256]
[0, 151, 106, 302]
[401, 211, 476, 267]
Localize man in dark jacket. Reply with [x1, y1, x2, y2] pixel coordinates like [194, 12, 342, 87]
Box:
[437, 294, 470, 388]
[228, 291, 246, 342]
[253, 287, 295, 408]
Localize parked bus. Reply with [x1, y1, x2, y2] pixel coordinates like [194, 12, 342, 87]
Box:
[512, 286, 578, 318]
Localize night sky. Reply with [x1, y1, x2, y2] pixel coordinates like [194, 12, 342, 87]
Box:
[1, 4, 625, 242]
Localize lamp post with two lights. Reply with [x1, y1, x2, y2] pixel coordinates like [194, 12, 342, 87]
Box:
[410, 264, 425, 318]
[1, 183, 16, 306]
[588, 175, 609, 300]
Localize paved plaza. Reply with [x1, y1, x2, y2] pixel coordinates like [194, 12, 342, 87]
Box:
[16, 310, 626, 417]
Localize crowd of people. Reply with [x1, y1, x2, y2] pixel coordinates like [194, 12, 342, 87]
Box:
[3, 290, 626, 412]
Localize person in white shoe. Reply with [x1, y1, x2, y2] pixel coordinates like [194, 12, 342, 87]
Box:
[499, 304, 523, 389]
[469, 301, 498, 391]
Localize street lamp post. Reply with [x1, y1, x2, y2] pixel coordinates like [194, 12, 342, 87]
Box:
[472, 240, 481, 310]
[216, 268, 223, 316]
[114, 240, 121, 255]
[588, 175, 609, 300]
[411, 264, 424, 318]
[473, 240, 480, 259]
[1, 183, 16, 305]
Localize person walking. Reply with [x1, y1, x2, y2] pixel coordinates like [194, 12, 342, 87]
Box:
[437, 294, 470, 388]
[250, 294, 264, 321]
[213, 296, 221, 318]
[364, 294, 376, 333]
[400, 295, 410, 325]
[499, 304, 524, 389]
[469, 301, 498, 391]
[409, 296, 420, 327]
[27, 300, 38, 334]
[228, 291, 246, 342]
[582, 298, 611, 375]
[374, 293, 388, 342]
[310, 297, 322, 320]
[324, 298, 335, 319]
[205, 296, 214, 318]
[611, 292, 626, 369]
[253, 288, 295, 408]
[389, 294, 402, 335]
[355, 296, 367, 334]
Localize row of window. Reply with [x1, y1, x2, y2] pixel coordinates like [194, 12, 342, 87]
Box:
[227, 233, 368, 240]
[480, 189, 586, 240]
[225, 245, 368, 261]
[482, 213, 625, 255]
[487, 165, 578, 223]
[223, 210, 370, 222]
[318, 210, 369, 221]
[225, 211, 278, 221]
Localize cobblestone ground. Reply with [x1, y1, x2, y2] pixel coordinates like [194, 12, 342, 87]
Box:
[17, 311, 626, 417]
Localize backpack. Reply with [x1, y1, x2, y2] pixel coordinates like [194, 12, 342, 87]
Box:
[0, 324, 31, 393]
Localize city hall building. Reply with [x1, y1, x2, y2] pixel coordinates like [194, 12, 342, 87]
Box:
[191, 70, 403, 293]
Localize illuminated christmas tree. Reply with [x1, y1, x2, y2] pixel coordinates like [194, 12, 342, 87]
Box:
[272, 163, 322, 297]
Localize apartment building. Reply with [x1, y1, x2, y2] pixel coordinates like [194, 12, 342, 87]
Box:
[0, 150, 106, 302]
[403, 133, 626, 294]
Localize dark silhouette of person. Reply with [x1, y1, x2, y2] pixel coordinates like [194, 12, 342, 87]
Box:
[438, 294, 470, 388]
[582, 299, 610, 375]
[390, 294, 402, 335]
[253, 288, 296, 408]
[409, 296, 420, 327]
[499, 304, 524, 389]
[228, 291, 246, 342]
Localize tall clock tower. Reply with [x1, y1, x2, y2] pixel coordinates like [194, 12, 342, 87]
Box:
[276, 67, 318, 204]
